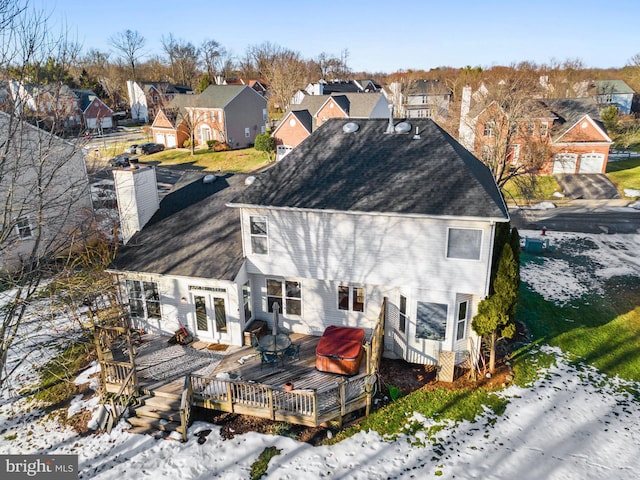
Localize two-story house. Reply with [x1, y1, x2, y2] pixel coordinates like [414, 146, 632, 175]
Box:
[591, 80, 635, 115]
[0, 111, 94, 273]
[126, 80, 194, 123]
[273, 92, 389, 160]
[109, 118, 509, 366]
[151, 85, 268, 149]
[389, 79, 453, 121]
[459, 85, 612, 175]
[73, 89, 114, 133]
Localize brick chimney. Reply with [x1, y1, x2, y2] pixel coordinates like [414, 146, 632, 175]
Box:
[112, 164, 159, 244]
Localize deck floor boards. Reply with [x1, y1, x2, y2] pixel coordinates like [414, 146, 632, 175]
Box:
[134, 333, 366, 397]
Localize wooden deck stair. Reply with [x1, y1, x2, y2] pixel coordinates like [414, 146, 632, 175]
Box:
[127, 391, 185, 436]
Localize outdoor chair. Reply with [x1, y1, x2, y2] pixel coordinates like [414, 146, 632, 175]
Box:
[251, 333, 266, 352]
[282, 343, 300, 362]
[260, 351, 280, 370]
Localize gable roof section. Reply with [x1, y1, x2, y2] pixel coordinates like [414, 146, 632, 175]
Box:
[273, 110, 313, 137]
[231, 119, 508, 221]
[406, 79, 452, 96]
[544, 98, 610, 142]
[111, 172, 249, 280]
[196, 85, 251, 108]
[595, 80, 635, 95]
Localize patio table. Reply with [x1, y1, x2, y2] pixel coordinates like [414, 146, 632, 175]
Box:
[258, 333, 292, 355]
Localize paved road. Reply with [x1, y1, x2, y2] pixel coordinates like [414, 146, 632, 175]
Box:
[510, 205, 640, 234]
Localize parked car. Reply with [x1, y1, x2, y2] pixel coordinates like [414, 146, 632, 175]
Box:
[124, 144, 139, 154]
[136, 142, 165, 155]
[109, 154, 137, 168]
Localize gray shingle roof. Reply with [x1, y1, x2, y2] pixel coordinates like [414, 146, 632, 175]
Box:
[111, 172, 248, 280]
[595, 80, 635, 95]
[232, 119, 508, 220]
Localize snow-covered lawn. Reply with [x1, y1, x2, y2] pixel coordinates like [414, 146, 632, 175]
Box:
[1, 231, 640, 479]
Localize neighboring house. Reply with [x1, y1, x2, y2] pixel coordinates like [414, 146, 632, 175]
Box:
[224, 78, 268, 97]
[459, 85, 612, 174]
[295, 79, 383, 103]
[109, 118, 509, 367]
[0, 111, 94, 273]
[388, 79, 453, 120]
[126, 80, 194, 123]
[73, 89, 113, 133]
[591, 80, 635, 115]
[273, 92, 389, 160]
[10, 83, 83, 132]
[151, 85, 268, 149]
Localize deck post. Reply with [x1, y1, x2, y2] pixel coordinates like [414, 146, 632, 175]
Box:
[226, 381, 233, 412]
[268, 388, 275, 420]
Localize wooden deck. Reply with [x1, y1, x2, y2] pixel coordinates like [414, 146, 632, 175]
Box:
[136, 333, 366, 398]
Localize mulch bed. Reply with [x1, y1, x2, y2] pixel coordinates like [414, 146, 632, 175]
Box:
[191, 356, 514, 446]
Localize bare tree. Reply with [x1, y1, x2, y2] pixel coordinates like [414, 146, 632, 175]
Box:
[0, 3, 97, 392]
[200, 38, 226, 83]
[161, 34, 199, 88]
[109, 29, 146, 81]
[461, 69, 550, 188]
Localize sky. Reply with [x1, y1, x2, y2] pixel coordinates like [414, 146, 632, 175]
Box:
[28, 0, 640, 74]
[2, 230, 640, 479]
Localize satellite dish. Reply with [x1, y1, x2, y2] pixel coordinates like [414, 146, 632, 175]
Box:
[203, 174, 217, 184]
[342, 122, 360, 133]
[394, 122, 412, 134]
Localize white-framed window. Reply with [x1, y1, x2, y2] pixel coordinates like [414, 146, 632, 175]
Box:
[511, 144, 521, 163]
[243, 281, 252, 322]
[218, 111, 223, 123]
[483, 122, 493, 137]
[245, 127, 250, 138]
[261, 125, 266, 134]
[15, 216, 32, 239]
[481, 145, 494, 162]
[266, 278, 302, 316]
[540, 122, 549, 137]
[338, 285, 365, 312]
[249, 216, 268, 254]
[125, 280, 160, 319]
[447, 228, 482, 260]
[399, 295, 407, 334]
[263, 108, 268, 122]
[456, 300, 469, 341]
[416, 301, 447, 340]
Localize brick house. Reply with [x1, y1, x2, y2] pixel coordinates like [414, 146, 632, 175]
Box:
[151, 85, 268, 149]
[273, 92, 389, 160]
[459, 86, 612, 175]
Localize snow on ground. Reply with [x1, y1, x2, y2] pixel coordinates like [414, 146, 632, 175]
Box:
[520, 230, 640, 305]
[2, 232, 640, 479]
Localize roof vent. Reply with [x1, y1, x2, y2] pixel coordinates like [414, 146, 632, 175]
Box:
[203, 174, 217, 184]
[394, 121, 411, 134]
[245, 176, 256, 186]
[413, 126, 421, 140]
[342, 122, 359, 133]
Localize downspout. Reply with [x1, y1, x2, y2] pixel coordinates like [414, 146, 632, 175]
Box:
[483, 221, 497, 297]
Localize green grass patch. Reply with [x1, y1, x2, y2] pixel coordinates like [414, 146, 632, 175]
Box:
[147, 147, 270, 172]
[516, 276, 640, 381]
[250, 446, 282, 480]
[327, 386, 508, 445]
[606, 157, 640, 195]
[502, 175, 561, 202]
[30, 340, 94, 406]
[510, 342, 558, 387]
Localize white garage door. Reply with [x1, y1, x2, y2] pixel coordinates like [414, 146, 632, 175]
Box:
[578, 153, 605, 173]
[166, 134, 176, 148]
[553, 153, 578, 173]
[154, 133, 165, 145]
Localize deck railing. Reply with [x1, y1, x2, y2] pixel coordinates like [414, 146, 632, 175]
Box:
[190, 372, 375, 427]
[101, 360, 137, 393]
[179, 375, 194, 442]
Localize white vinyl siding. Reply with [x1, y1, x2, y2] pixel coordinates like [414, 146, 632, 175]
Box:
[243, 209, 493, 295]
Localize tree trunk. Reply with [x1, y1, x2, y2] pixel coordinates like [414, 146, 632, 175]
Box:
[489, 331, 497, 373]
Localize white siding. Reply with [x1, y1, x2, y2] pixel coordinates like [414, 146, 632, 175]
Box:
[121, 273, 243, 346]
[241, 208, 493, 295]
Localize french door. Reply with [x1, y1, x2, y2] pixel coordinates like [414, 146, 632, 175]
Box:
[193, 294, 229, 342]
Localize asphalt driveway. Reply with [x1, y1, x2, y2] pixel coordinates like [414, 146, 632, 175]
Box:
[555, 174, 620, 200]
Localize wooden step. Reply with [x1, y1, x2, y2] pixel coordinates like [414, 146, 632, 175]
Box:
[147, 389, 181, 401]
[143, 395, 182, 410]
[133, 404, 181, 422]
[127, 415, 184, 433]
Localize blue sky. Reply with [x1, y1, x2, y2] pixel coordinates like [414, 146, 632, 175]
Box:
[31, 0, 640, 73]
